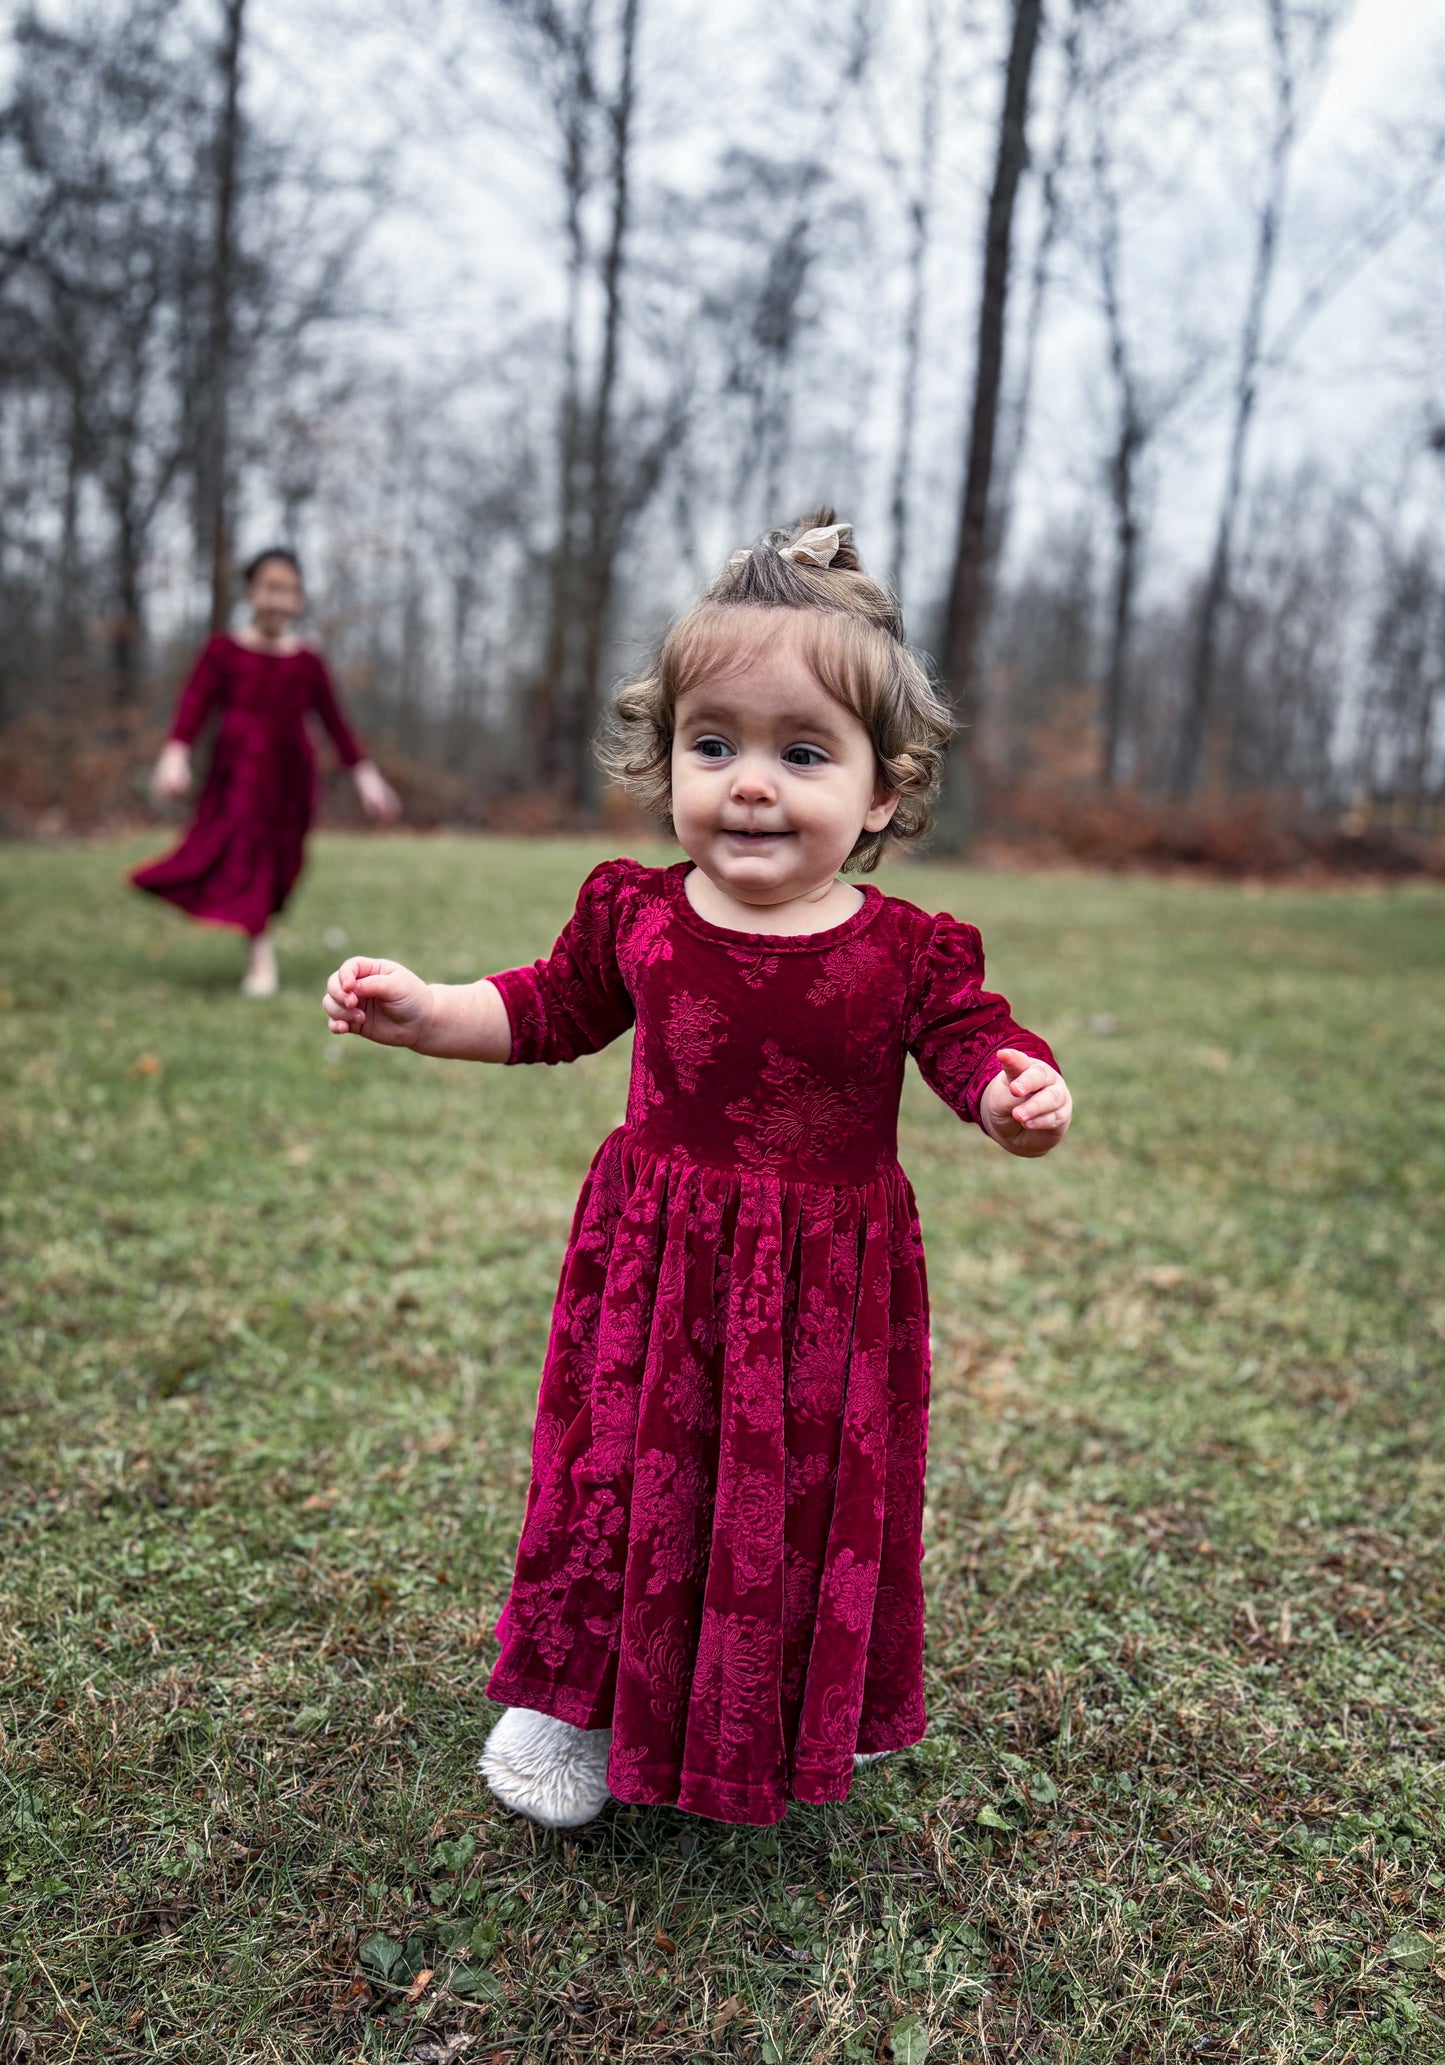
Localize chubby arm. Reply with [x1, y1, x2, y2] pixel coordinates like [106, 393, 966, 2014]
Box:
[323, 957, 513, 1061]
[908, 913, 1071, 1158]
[324, 862, 637, 1068]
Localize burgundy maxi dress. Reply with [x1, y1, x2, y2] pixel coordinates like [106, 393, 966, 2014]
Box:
[131, 634, 365, 936]
[485, 858, 1056, 1824]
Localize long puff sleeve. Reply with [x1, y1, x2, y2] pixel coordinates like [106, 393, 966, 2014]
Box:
[490, 860, 637, 1065]
[168, 637, 227, 745]
[307, 652, 365, 768]
[906, 910, 1057, 1128]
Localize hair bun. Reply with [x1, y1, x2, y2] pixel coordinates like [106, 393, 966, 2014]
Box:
[774, 507, 861, 573]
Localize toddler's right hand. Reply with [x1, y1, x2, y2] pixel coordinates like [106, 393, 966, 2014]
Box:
[323, 956, 433, 1047]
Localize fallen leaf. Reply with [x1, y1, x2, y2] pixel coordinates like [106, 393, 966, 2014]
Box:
[285, 1142, 313, 1166]
[711, 1996, 744, 2038]
[127, 1051, 163, 1078]
[653, 1926, 677, 1955]
[331, 1979, 371, 2018]
[409, 2035, 475, 2064]
[302, 1488, 340, 1510]
[406, 1965, 435, 2003]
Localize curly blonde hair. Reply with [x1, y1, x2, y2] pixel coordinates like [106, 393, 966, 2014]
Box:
[598, 509, 953, 873]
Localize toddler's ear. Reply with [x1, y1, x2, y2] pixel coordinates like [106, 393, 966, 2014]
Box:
[863, 788, 900, 833]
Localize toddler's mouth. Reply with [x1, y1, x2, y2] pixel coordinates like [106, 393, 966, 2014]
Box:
[723, 827, 792, 841]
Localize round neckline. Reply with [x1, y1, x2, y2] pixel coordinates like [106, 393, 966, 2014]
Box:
[668, 861, 883, 953]
[221, 632, 306, 659]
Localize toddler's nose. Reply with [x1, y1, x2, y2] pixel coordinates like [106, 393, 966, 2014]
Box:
[729, 754, 777, 804]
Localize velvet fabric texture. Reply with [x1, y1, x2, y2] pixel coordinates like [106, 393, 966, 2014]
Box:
[131, 634, 364, 936]
[486, 858, 1055, 1824]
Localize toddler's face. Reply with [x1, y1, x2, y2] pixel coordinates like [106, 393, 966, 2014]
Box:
[670, 631, 897, 908]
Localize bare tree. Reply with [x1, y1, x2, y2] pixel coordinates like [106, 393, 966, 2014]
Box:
[1087, 95, 1205, 786]
[1361, 535, 1444, 825]
[1092, 129, 1144, 790]
[1170, 0, 1339, 797]
[936, 0, 1046, 847]
[885, 0, 944, 601]
[571, 0, 641, 807]
[202, 0, 247, 633]
[3, 2, 204, 708]
[989, 0, 1086, 573]
[495, 0, 598, 792]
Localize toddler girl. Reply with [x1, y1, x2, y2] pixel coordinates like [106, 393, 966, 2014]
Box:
[322, 513, 1071, 1827]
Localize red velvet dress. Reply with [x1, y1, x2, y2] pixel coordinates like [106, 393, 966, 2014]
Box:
[485, 858, 1056, 1824]
[130, 634, 365, 935]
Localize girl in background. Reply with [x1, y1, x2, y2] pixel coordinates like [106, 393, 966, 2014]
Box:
[323, 513, 1072, 1827]
[133, 548, 399, 996]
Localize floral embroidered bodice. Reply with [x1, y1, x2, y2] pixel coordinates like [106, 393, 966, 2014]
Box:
[494, 858, 1050, 1180]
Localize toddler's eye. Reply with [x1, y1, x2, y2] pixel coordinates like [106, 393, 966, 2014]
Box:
[783, 745, 828, 767]
[692, 736, 733, 760]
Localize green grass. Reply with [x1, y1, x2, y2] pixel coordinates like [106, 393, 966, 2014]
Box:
[1, 833, 1443, 2065]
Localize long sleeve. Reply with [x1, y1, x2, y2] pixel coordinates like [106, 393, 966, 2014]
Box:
[906, 910, 1056, 1128]
[168, 637, 226, 745]
[490, 861, 637, 1065]
[307, 652, 365, 768]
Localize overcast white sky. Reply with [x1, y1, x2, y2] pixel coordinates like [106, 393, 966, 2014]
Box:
[13, 0, 1437, 626]
[301, 0, 1444, 616]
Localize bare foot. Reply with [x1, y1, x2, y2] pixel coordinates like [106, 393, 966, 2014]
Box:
[241, 936, 278, 998]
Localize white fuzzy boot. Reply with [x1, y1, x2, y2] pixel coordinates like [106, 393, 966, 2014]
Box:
[854, 1751, 891, 1767]
[479, 1708, 613, 1828]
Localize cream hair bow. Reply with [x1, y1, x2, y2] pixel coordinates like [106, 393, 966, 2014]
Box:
[777, 521, 852, 568]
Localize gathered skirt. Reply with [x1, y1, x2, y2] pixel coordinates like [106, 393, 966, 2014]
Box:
[131, 733, 314, 935]
[487, 1129, 932, 1824]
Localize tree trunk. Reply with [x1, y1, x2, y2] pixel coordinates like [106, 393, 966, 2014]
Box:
[1093, 119, 1140, 789]
[110, 470, 142, 711]
[573, 0, 640, 811]
[1171, 0, 1292, 799]
[1101, 422, 1139, 786]
[56, 386, 88, 680]
[936, 0, 1046, 851]
[205, 0, 246, 634]
[537, 0, 595, 794]
[888, 0, 942, 603]
[990, 0, 1082, 575]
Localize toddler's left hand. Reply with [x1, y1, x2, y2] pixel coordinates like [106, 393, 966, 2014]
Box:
[981, 1047, 1072, 1155]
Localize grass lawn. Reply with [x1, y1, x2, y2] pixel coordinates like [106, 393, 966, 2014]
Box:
[1, 833, 1443, 2065]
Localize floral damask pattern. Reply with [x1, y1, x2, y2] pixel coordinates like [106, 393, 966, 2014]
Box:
[661, 988, 727, 1094]
[805, 932, 888, 1007]
[485, 859, 1054, 1823]
[724, 1041, 858, 1171]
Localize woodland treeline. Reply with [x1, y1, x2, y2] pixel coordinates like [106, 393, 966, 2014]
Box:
[1, 0, 1444, 860]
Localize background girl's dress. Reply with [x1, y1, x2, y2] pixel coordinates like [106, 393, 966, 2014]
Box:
[486, 858, 1056, 1825]
[131, 634, 365, 935]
